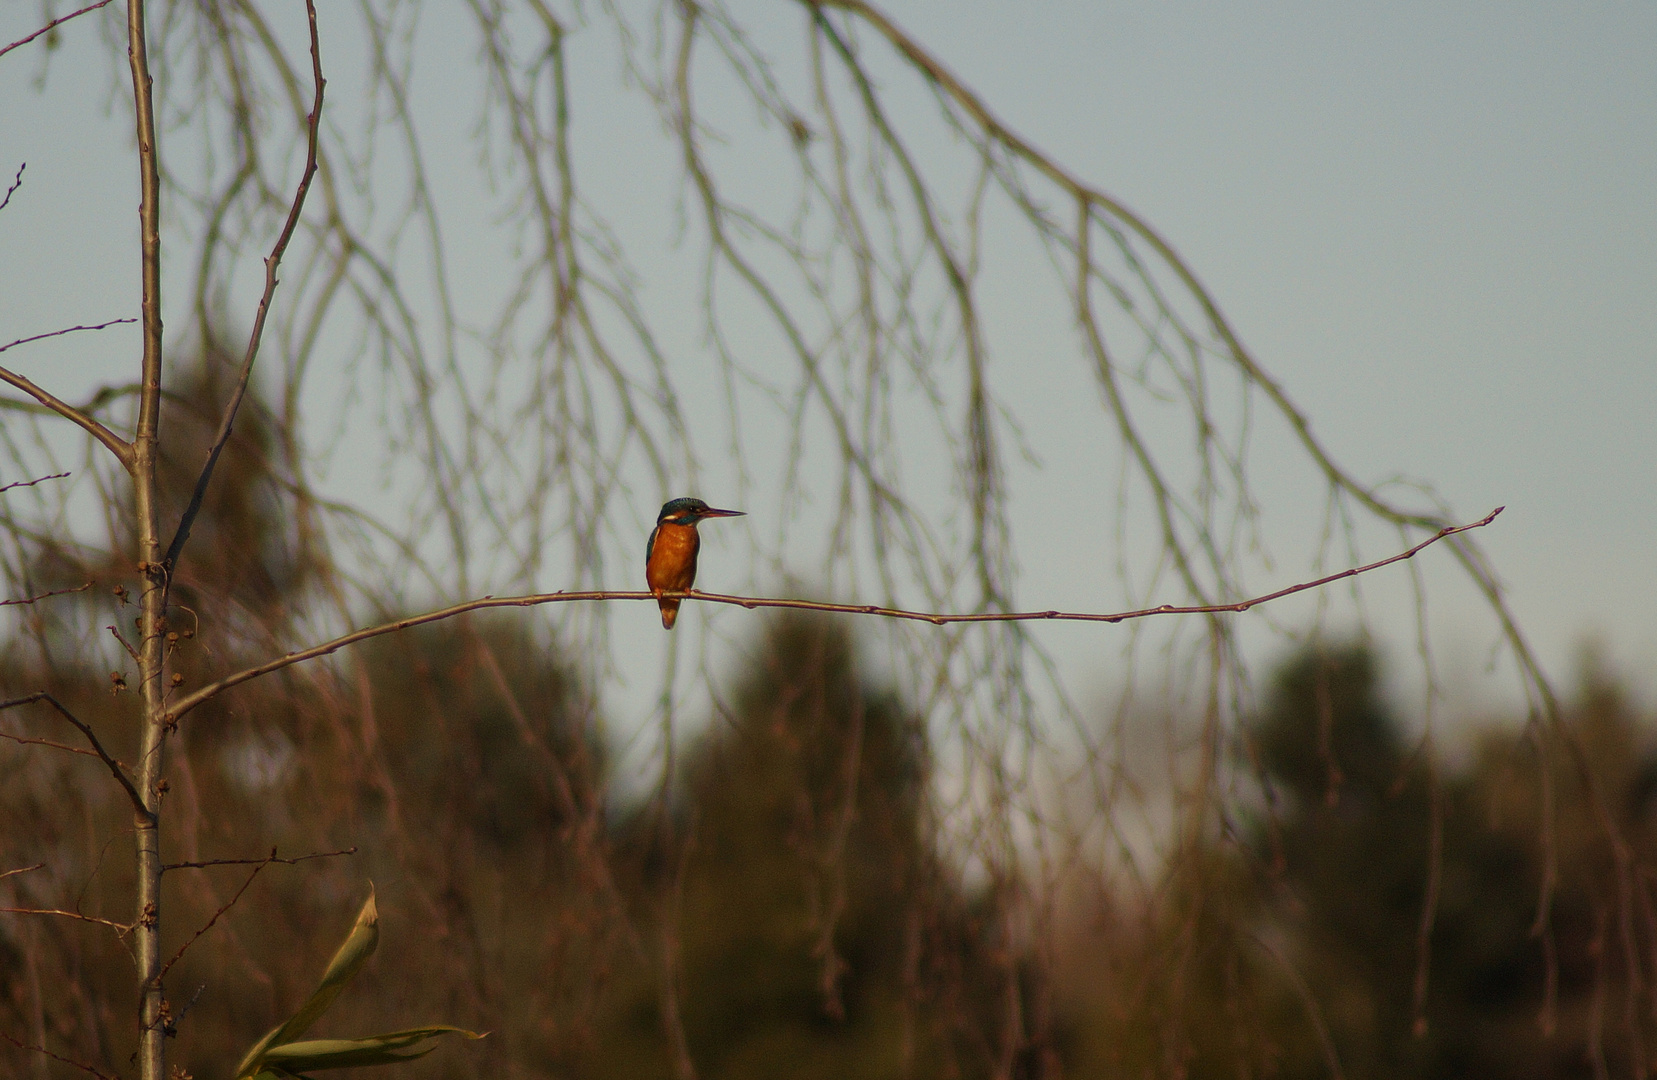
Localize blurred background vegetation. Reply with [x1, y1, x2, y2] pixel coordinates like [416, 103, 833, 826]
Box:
[4, 363, 1653, 1079]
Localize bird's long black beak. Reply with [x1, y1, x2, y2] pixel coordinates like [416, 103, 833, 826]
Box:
[695, 507, 745, 519]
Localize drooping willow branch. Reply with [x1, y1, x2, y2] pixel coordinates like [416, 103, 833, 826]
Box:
[793, 0, 1608, 1032]
[163, 508, 1499, 727]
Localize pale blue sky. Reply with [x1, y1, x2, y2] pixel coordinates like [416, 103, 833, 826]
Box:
[868, 2, 1657, 702]
[2, 2, 1654, 724]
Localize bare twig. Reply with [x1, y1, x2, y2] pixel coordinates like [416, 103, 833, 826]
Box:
[0, 863, 44, 882]
[0, 471, 69, 494]
[163, 845, 356, 873]
[0, 356, 134, 469]
[0, 906, 132, 933]
[0, 693, 146, 815]
[0, 318, 139, 356]
[163, 0, 324, 583]
[0, 163, 21, 212]
[0, 0, 116, 61]
[0, 319, 139, 467]
[0, 1028, 121, 1080]
[107, 625, 142, 665]
[0, 730, 101, 759]
[156, 851, 274, 981]
[165, 509, 1500, 726]
[1, 581, 92, 607]
[167, 984, 206, 1036]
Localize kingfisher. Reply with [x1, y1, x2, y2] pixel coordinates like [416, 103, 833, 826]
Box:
[645, 497, 745, 629]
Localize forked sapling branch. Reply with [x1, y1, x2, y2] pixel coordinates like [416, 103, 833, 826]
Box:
[163, 1, 326, 586]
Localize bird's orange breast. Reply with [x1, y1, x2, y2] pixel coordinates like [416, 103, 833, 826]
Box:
[646, 521, 702, 594]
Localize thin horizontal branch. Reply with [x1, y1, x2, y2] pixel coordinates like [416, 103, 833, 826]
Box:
[166, 509, 1499, 726]
[0, 729, 100, 759]
[0, 318, 138, 357]
[1, 581, 92, 607]
[163, 845, 357, 873]
[0, 863, 44, 882]
[0, 906, 131, 933]
[0, 693, 147, 815]
[0, 360, 133, 470]
[0, 0, 116, 61]
[156, 853, 274, 982]
[0, 471, 69, 494]
[0, 1028, 121, 1080]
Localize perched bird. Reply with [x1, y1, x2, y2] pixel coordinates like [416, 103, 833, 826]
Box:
[645, 497, 744, 629]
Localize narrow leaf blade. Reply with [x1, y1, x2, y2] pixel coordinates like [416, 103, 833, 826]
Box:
[232, 888, 381, 1079]
[259, 1026, 486, 1072]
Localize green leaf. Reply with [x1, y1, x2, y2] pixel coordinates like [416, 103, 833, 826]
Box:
[258, 1027, 486, 1072]
[232, 888, 381, 1079]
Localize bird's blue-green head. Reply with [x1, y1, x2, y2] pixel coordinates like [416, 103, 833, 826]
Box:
[656, 497, 745, 527]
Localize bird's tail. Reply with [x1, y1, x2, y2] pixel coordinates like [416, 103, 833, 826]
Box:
[658, 597, 680, 629]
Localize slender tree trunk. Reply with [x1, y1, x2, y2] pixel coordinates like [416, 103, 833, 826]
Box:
[126, 2, 167, 1078]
